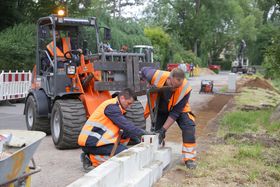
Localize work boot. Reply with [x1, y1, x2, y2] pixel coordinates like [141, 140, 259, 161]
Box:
[185, 160, 197, 169]
[80, 153, 92, 171]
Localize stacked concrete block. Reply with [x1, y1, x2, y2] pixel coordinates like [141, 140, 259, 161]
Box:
[228, 73, 237, 92]
[68, 135, 172, 187]
[154, 148, 172, 169]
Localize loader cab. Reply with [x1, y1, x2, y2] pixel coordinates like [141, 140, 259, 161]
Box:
[36, 15, 100, 97]
[133, 45, 154, 63]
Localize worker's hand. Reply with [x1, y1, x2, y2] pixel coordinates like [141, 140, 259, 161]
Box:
[156, 127, 166, 144]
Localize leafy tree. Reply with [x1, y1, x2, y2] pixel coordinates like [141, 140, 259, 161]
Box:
[144, 27, 171, 68]
[0, 0, 35, 30]
[263, 31, 280, 79]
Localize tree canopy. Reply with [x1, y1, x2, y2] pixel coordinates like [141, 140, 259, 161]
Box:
[0, 0, 279, 74]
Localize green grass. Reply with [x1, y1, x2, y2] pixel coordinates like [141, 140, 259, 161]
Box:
[220, 110, 278, 135]
[248, 170, 260, 182]
[271, 78, 280, 91]
[236, 144, 262, 160]
[266, 121, 280, 134]
[219, 86, 228, 93]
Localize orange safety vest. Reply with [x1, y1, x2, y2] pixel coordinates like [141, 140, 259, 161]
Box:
[144, 70, 195, 121]
[78, 97, 126, 147]
[46, 37, 71, 57]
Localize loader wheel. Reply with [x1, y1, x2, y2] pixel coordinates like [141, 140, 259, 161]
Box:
[51, 99, 86, 149]
[25, 95, 50, 134]
[125, 100, 146, 130]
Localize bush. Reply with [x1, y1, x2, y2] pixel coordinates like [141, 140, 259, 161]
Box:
[181, 50, 202, 66]
[0, 23, 36, 71]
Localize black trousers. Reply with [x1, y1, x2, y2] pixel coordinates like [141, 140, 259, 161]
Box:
[155, 112, 196, 143]
[82, 144, 127, 156]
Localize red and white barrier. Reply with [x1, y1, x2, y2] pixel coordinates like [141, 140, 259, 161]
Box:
[0, 70, 32, 101]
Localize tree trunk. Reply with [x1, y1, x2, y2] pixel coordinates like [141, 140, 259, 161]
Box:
[193, 39, 198, 56]
[118, 0, 121, 18]
[113, 0, 116, 18]
[193, 0, 200, 56]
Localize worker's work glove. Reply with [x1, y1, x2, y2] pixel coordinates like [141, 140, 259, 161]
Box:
[156, 127, 166, 144]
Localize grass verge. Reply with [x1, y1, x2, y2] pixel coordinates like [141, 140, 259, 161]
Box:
[180, 109, 280, 186]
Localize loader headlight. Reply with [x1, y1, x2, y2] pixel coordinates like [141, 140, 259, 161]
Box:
[58, 9, 65, 16]
[66, 65, 76, 75]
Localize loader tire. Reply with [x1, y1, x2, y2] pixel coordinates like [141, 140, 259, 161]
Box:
[125, 100, 146, 130]
[25, 95, 50, 134]
[51, 99, 86, 149]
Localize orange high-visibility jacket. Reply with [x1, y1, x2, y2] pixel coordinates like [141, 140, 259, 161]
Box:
[78, 98, 126, 147]
[144, 70, 194, 121]
[46, 37, 71, 57]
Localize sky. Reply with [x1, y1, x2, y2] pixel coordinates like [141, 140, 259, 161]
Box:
[121, 0, 150, 18]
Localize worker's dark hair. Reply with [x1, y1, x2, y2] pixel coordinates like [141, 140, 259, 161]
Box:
[118, 88, 137, 100]
[170, 68, 185, 79]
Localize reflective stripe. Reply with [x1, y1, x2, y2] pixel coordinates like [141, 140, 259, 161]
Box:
[80, 129, 101, 139]
[182, 146, 194, 153]
[98, 136, 114, 145]
[86, 121, 115, 137]
[65, 37, 71, 51]
[120, 138, 130, 146]
[183, 152, 196, 159]
[154, 71, 164, 86]
[175, 81, 190, 105]
[90, 155, 111, 167]
[48, 43, 55, 56]
[95, 155, 110, 162]
[62, 37, 71, 53]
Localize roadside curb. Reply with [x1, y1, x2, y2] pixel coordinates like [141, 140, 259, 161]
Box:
[68, 135, 171, 187]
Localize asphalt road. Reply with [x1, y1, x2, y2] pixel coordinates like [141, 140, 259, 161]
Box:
[0, 71, 232, 186]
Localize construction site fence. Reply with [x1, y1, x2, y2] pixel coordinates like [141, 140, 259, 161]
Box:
[0, 70, 32, 101]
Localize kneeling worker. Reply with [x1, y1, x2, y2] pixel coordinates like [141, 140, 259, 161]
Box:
[78, 88, 151, 168]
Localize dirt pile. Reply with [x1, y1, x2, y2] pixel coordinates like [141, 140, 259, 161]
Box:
[199, 68, 216, 76]
[243, 77, 276, 91]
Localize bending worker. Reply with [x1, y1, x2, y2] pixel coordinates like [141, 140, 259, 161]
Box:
[78, 88, 151, 168]
[142, 67, 197, 169]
